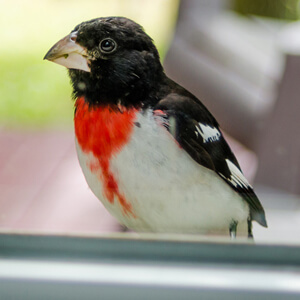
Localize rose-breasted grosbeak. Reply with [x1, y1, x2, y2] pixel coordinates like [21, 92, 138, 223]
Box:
[44, 17, 267, 238]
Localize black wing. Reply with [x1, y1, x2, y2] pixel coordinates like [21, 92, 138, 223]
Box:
[154, 93, 267, 227]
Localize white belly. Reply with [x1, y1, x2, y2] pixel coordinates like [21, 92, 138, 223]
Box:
[76, 111, 249, 235]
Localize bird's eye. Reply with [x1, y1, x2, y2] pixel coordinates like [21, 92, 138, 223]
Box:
[99, 38, 117, 53]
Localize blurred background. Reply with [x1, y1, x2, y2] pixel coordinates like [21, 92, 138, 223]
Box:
[0, 0, 178, 127]
[0, 0, 300, 243]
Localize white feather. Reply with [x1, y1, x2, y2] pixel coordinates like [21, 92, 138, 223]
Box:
[196, 123, 221, 143]
[76, 111, 249, 235]
[224, 159, 252, 189]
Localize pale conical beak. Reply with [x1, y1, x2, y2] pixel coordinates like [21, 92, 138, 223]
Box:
[44, 31, 90, 72]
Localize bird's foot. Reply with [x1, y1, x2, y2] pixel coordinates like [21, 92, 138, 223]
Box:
[247, 218, 254, 239]
[229, 220, 238, 239]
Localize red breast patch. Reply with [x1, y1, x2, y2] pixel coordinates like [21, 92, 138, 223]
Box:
[74, 97, 137, 217]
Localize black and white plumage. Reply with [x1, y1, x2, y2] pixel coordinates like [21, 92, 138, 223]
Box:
[44, 17, 267, 238]
[153, 82, 267, 236]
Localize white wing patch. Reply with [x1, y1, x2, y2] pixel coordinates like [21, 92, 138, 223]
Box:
[223, 159, 252, 189]
[195, 123, 221, 143]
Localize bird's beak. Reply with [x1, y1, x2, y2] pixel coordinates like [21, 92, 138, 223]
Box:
[44, 31, 90, 72]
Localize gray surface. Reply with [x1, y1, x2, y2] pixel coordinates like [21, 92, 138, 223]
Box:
[1, 233, 300, 299]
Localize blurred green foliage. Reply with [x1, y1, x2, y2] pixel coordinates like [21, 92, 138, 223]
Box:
[233, 0, 300, 20]
[0, 54, 73, 128]
[0, 0, 178, 129]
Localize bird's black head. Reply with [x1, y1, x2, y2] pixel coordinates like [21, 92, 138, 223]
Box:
[44, 17, 164, 108]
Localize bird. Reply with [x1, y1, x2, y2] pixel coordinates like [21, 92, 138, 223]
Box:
[44, 17, 267, 238]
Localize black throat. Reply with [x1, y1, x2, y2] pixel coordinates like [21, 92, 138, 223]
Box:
[69, 53, 165, 109]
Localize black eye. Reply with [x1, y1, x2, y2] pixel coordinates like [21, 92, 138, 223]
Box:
[99, 38, 117, 53]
